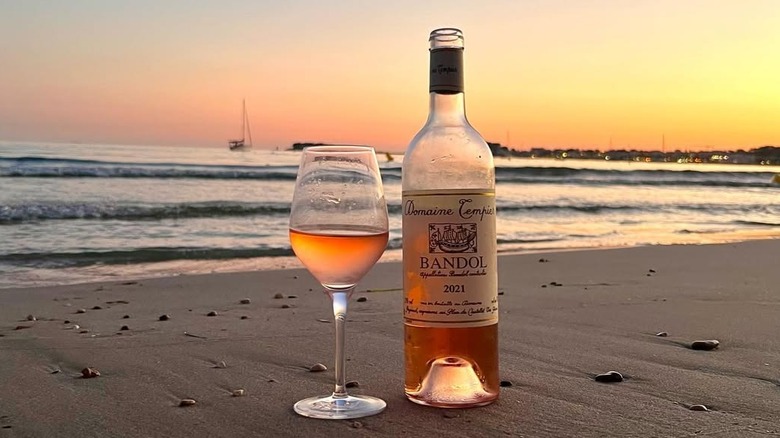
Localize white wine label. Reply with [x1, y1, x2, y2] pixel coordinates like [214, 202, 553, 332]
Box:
[402, 189, 498, 326]
[429, 48, 464, 93]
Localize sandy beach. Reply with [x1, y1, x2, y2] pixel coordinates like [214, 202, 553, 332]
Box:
[1, 240, 779, 437]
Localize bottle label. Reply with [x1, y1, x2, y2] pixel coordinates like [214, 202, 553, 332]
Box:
[429, 48, 464, 94]
[402, 189, 498, 327]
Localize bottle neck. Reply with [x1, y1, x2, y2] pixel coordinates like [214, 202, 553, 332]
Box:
[427, 92, 467, 125]
[428, 45, 466, 124]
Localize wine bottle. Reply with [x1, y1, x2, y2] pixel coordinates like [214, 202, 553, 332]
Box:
[402, 28, 499, 407]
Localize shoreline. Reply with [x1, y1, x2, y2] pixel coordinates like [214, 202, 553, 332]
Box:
[2, 234, 778, 290]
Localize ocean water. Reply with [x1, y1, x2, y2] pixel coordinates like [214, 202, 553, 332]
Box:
[1, 141, 778, 289]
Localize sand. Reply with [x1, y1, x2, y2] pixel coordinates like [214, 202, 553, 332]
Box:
[1, 240, 779, 437]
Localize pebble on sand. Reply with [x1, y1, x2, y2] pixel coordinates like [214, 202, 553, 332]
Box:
[689, 404, 709, 411]
[345, 381, 359, 388]
[281, 304, 291, 309]
[76, 309, 86, 314]
[273, 293, 285, 299]
[538, 258, 550, 263]
[215, 361, 227, 369]
[26, 314, 36, 321]
[81, 367, 100, 378]
[500, 380, 513, 387]
[207, 311, 218, 317]
[691, 340, 719, 351]
[120, 325, 129, 331]
[309, 363, 327, 372]
[92, 306, 102, 310]
[656, 331, 668, 337]
[240, 316, 249, 320]
[232, 389, 246, 397]
[178, 399, 197, 407]
[122, 315, 130, 319]
[595, 371, 624, 383]
[356, 297, 367, 302]
[158, 314, 170, 321]
[240, 299, 251, 304]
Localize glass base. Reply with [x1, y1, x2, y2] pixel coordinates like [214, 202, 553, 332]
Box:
[294, 394, 386, 420]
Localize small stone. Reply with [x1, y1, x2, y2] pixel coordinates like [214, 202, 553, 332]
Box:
[207, 311, 218, 317]
[316, 319, 330, 323]
[239, 299, 251, 304]
[293, 275, 298, 279]
[498, 291, 504, 295]
[26, 314, 36, 321]
[81, 367, 100, 378]
[656, 331, 668, 337]
[691, 340, 719, 351]
[92, 305, 102, 310]
[72, 324, 80, 330]
[76, 309, 86, 314]
[178, 398, 197, 407]
[689, 404, 709, 411]
[538, 258, 549, 263]
[345, 380, 359, 388]
[122, 315, 130, 319]
[159, 314, 170, 321]
[541, 284, 548, 288]
[281, 304, 291, 309]
[646, 273, 652, 276]
[120, 325, 129, 331]
[349, 420, 363, 429]
[500, 380, 513, 387]
[649, 269, 656, 273]
[232, 389, 246, 397]
[64, 320, 71, 324]
[273, 293, 284, 299]
[443, 411, 460, 419]
[356, 297, 367, 302]
[288, 295, 298, 299]
[595, 371, 624, 383]
[309, 363, 327, 372]
[79, 329, 89, 334]
[215, 361, 227, 369]
[240, 316, 249, 320]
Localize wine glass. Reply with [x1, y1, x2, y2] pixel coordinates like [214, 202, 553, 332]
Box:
[289, 145, 389, 419]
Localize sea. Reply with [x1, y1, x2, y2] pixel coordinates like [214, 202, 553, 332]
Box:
[1, 141, 778, 289]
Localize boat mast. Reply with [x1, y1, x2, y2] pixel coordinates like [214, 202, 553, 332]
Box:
[241, 99, 246, 144]
[245, 100, 253, 147]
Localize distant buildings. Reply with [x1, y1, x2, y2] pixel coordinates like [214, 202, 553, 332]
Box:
[488, 143, 780, 165]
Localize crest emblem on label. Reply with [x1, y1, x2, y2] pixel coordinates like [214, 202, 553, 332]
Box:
[429, 223, 477, 253]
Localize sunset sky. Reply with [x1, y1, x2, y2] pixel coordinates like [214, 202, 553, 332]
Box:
[1, 0, 778, 152]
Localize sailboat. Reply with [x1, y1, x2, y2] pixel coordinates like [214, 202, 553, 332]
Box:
[228, 99, 252, 151]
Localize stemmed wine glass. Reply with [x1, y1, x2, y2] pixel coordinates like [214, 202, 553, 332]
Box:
[289, 145, 389, 419]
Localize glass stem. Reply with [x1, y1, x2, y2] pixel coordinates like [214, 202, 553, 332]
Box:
[331, 290, 351, 398]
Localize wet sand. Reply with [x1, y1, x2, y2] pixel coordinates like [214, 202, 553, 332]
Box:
[1, 240, 779, 437]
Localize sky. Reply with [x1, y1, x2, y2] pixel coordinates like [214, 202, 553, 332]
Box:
[1, 0, 778, 152]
